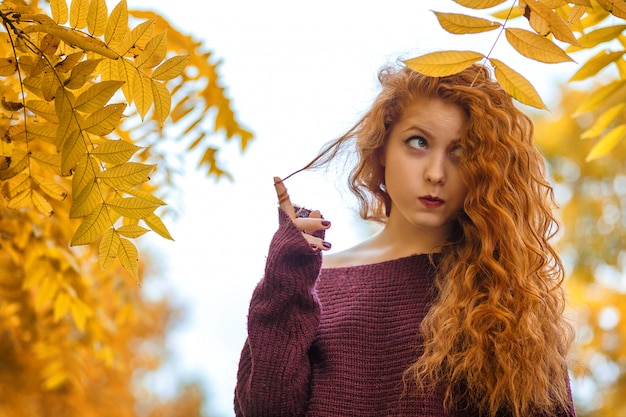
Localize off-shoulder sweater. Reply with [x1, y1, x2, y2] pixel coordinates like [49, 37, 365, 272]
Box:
[234, 210, 576, 417]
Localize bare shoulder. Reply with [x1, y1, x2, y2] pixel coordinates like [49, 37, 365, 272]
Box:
[322, 236, 386, 269]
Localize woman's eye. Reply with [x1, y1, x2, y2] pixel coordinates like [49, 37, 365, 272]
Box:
[406, 136, 427, 149]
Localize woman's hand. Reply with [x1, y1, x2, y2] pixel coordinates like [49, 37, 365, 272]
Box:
[274, 177, 332, 251]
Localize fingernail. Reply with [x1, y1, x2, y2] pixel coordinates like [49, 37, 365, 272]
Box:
[322, 241, 332, 249]
[321, 220, 331, 227]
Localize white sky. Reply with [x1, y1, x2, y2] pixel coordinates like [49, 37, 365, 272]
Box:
[124, 1, 576, 416]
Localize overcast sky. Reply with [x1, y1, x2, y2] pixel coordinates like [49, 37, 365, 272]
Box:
[125, 1, 573, 415]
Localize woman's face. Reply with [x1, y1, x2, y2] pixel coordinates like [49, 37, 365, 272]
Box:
[381, 97, 469, 236]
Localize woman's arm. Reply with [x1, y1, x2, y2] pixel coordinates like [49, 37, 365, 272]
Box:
[234, 179, 331, 417]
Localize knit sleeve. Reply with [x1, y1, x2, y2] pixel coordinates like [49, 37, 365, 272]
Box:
[234, 208, 323, 417]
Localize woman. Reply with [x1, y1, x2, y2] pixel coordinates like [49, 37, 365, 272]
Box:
[234, 63, 576, 416]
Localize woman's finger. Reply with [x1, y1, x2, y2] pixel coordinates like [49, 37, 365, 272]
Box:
[274, 176, 295, 218]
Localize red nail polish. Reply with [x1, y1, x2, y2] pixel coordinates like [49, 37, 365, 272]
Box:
[322, 241, 332, 249]
[321, 220, 331, 227]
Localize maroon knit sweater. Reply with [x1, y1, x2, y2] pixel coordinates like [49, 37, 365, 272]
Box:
[234, 210, 576, 417]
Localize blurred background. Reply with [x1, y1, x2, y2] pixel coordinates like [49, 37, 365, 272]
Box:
[2, 1, 625, 416]
[128, 1, 626, 416]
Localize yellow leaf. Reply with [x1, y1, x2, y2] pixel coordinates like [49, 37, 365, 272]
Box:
[524, 0, 579, 45]
[35, 276, 59, 310]
[152, 55, 189, 81]
[118, 18, 155, 56]
[83, 103, 126, 135]
[404, 51, 484, 77]
[573, 80, 626, 115]
[53, 292, 71, 322]
[596, 0, 626, 19]
[0, 57, 17, 76]
[70, 0, 89, 29]
[61, 130, 86, 174]
[118, 237, 138, 279]
[64, 58, 102, 90]
[124, 188, 166, 206]
[132, 72, 153, 119]
[69, 175, 100, 219]
[434, 12, 501, 34]
[26, 100, 58, 123]
[7, 189, 30, 210]
[92, 139, 141, 165]
[71, 203, 118, 246]
[117, 224, 149, 238]
[151, 80, 171, 126]
[22, 24, 117, 59]
[586, 124, 626, 161]
[74, 80, 125, 113]
[54, 52, 84, 73]
[568, 0, 592, 6]
[98, 162, 155, 188]
[31, 151, 62, 175]
[0, 149, 29, 180]
[32, 190, 53, 216]
[5, 172, 31, 199]
[56, 90, 80, 150]
[570, 50, 625, 82]
[117, 58, 135, 103]
[87, 0, 108, 36]
[71, 155, 98, 196]
[69, 298, 92, 331]
[143, 212, 173, 240]
[9, 124, 57, 144]
[33, 175, 68, 201]
[136, 30, 168, 69]
[453, 0, 507, 8]
[505, 27, 573, 63]
[491, 5, 523, 20]
[50, 0, 69, 24]
[576, 25, 626, 48]
[99, 228, 120, 269]
[490, 58, 547, 109]
[581, 103, 626, 139]
[105, 0, 128, 45]
[107, 197, 159, 219]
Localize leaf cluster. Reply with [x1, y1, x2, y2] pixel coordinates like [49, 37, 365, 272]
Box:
[0, 0, 252, 406]
[405, 0, 626, 161]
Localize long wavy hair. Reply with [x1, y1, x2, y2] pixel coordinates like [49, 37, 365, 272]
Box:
[287, 63, 575, 416]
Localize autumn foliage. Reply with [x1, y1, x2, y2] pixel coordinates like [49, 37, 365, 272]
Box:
[406, 0, 626, 161]
[0, 0, 251, 415]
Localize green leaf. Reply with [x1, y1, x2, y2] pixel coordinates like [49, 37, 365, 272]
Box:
[505, 28, 574, 64]
[404, 51, 484, 77]
[490, 58, 547, 109]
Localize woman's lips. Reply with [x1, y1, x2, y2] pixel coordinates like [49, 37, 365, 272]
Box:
[418, 195, 445, 208]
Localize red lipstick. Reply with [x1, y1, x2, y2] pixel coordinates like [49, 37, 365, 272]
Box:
[419, 195, 444, 208]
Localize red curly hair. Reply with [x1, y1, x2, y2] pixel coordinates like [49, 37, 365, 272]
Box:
[289, 63, 575, 416]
